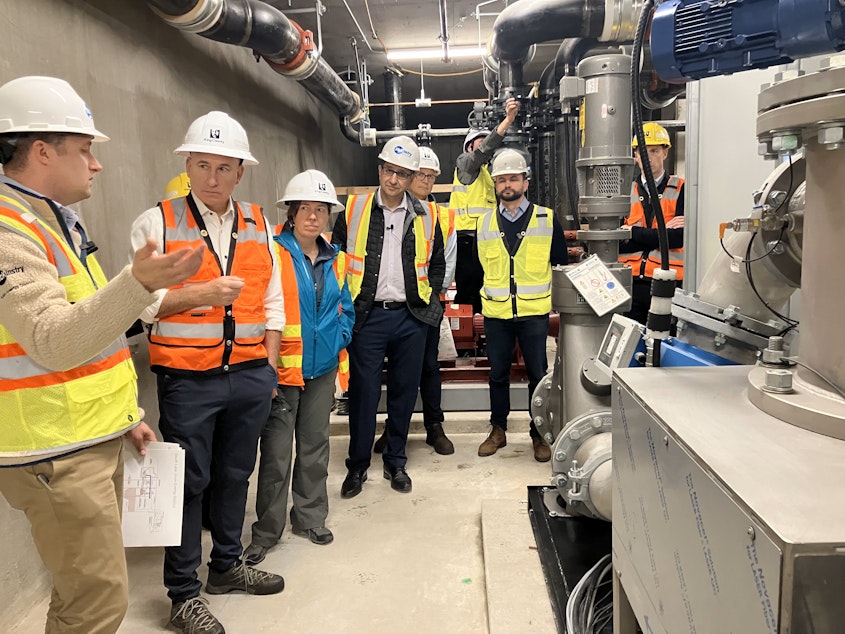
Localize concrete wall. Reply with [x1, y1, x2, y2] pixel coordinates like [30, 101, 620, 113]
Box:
[0, 0, 375, 626]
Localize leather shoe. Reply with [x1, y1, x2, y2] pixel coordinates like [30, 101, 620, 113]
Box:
[293, 526, 334, 545]
[340, 470, 367, 498]
[532, 436, 551, 462]
[383, 465, 412, 493]
[425, 423, 455, 455]
[478, 426, 507, 457]
[373, 430, 388, 454]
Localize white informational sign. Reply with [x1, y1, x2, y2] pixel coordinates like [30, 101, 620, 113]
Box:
[122, 441, 185, 547]
[564, 254, 632, 317]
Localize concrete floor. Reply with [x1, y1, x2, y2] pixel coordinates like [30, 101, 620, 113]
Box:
[10, 421, 557, 634]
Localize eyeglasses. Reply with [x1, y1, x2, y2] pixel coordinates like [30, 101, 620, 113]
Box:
[381, 166, 413, 181]
[413, 172, 436, 183]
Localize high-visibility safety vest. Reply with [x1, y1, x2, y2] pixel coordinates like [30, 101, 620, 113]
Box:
[0, 191, 139, 459]
[619, 176, 685, 281]
[344, 193, 435, 303]
[448, 165, 496, 231]
[147, 197, 273, 374]
[429, 201, 455, 300]
[275, 241, 350, 391]
[476, 205, 554, 320]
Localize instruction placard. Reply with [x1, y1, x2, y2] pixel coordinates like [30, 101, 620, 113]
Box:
[564, 254, 631, 317]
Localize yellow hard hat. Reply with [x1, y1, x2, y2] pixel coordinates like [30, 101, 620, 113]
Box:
[164, 172, 191, 199]
[632, 122, 671, 149]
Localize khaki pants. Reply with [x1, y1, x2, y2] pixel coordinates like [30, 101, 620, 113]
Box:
[0, 438, 128, 634]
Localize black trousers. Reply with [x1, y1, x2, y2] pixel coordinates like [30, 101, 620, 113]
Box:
[158, 363, 277, 603]
[346, 306, 427, 472]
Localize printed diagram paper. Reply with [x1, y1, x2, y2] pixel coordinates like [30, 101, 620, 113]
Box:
[122, 441, 185, 547]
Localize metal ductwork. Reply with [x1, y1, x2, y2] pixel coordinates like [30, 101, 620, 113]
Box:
[147, 0, 364, 123]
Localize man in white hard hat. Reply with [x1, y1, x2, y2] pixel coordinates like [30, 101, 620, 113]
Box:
[332, 135, 445, 498]
[449, 97, 519, 312]
[372, 145, 456, 456]
[0, 76, 203, 633]
[619, 122, 685, 325]
[475, 149, 568, 462]
[131, 111, 285, 633]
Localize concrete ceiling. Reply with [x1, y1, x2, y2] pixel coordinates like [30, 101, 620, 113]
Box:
[264, 0, 561, 129]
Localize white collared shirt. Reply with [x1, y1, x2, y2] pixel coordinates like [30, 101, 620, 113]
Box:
[130, 192, 284, 329]
[373, 188, 411, 302]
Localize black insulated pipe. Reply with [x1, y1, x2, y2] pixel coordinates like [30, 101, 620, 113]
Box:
[383, 71, 405, 131]
[148, 0, 363, 121]
[489, 0, 605, 63]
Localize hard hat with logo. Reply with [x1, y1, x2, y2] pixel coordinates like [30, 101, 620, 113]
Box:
[175, 111, 258, 165]
[164, 172, 191, 200]
[632, 122, 671, 149]
[418, 146, 441, 175]
[377, 135, 420, 172]
[464, 128, 490, 152]
[490, 148, 529, 178]
[0, 76, 108, 141]
[277, 169, 342, 212]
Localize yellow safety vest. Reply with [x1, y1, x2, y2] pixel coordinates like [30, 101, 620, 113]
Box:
[476, 205, 554, 319]
[448, 165, 496, 231]
[344, 193, 435, 303]
[0, 190, 139, 459]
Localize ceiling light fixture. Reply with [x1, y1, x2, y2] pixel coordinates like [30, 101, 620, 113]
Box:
[386, 45, 486, 61]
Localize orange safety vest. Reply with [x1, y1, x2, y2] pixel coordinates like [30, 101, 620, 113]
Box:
[619, 176, 684, 281]
[275, 242, 350, 391]
[0, 190, 139, 458]
[147, 197, 273, 374]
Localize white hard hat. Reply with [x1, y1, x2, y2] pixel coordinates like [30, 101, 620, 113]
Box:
[175, 111, 258, 165]
[277, 169, 342, 211]
[377, 135, 420, 172]
[0, 76, 108, 141]
[463, 128, 489, 151]
[418, 146, 441, 175]
[490, 148, 529, 178]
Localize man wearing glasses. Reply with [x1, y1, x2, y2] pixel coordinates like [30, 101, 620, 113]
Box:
[373, 146, 457, 456]
[332, 136, 446, 497]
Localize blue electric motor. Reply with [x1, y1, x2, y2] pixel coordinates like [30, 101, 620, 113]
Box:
[650, 0, 845, 82]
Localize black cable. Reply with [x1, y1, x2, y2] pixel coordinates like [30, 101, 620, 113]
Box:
[630, 0, 668, 271]
[720, 154, 795, 263]
[744, 230, 798, 326]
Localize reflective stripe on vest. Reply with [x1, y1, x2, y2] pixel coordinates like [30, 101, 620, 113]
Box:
[449, 165, 496, 231]
[476, 205, 553, 319]
[344, 193, 434, 303]
[147, 197, 272, 373]
[0, 192, 138, 458]
[275, 244, 349, 389]
[619, 176, 685, 280]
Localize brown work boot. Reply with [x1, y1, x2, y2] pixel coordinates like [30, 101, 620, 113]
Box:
[532, 437, 551, 462]
[478, 426, 507, 457]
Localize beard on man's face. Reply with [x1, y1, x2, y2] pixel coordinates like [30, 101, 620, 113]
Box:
[497, 188, 523, 202]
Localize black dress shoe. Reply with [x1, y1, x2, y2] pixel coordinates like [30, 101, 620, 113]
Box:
[383, 465, 412, 493]
[340, 470, 367, 498]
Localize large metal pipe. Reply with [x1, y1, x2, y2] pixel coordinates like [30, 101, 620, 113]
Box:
[439, 0, 450, 63]
[148, 0, 364, 121]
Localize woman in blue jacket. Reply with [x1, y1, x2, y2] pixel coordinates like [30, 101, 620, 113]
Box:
[245, 170, 353, 563]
